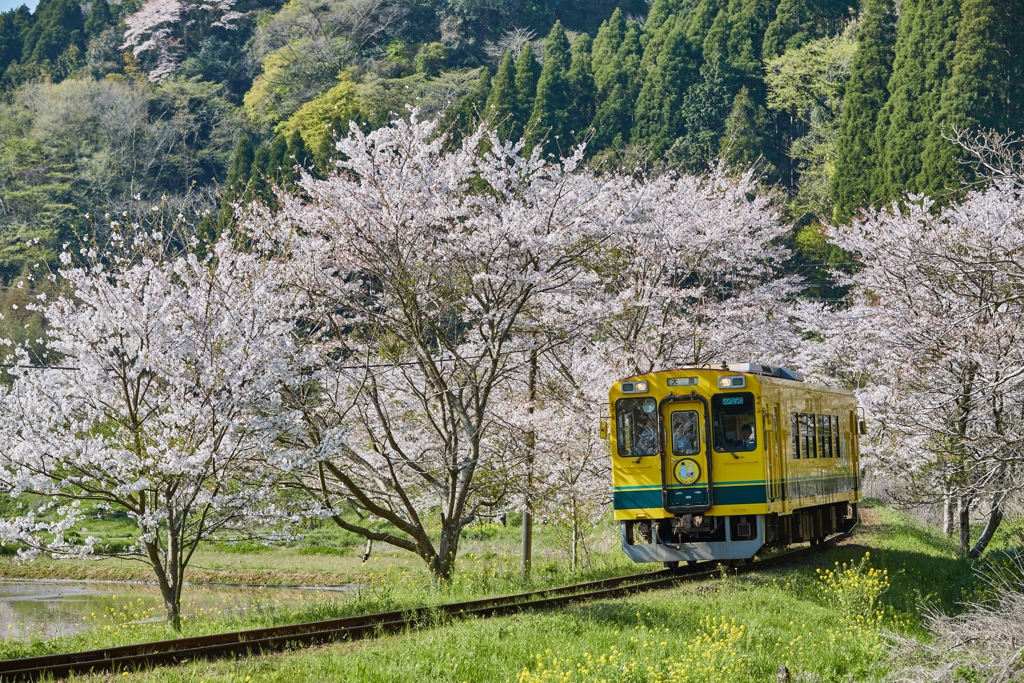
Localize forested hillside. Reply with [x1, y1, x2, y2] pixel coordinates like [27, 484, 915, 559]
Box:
[1, 0, 1023, 318]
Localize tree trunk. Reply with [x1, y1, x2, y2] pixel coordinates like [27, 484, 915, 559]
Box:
[521, 345, 538, 582]
[942, 489, 953, 536]
[969, 496, 1003, 559]
[957, 496, 972, 557]
[145, 539, 183, 631]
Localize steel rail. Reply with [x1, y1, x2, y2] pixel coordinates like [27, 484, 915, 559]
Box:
[0, 526, 855, 681]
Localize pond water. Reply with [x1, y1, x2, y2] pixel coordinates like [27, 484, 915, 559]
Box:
[0, 579, 356, 641]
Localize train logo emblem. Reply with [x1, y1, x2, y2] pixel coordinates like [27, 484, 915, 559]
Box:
[674, 458, 700, 484]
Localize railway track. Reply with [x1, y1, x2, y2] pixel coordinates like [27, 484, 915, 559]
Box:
[0, 527, 855, 681]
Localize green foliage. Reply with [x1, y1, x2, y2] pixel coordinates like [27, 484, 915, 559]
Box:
[526, 21, 572, 155]
[440, 67, 491, 150]
[719, 85, 768, 168]
[84, 0, 113, 39]
[414, 42, 448, 77]
[485, 52, 519, 139]
[875, 0, 960, 202]
[21, 0, 84, 70]
[633, 16, 697, 155]
[833, 0, 896, 222]
[763, 0, 807, 59]
[767, 25, 856, 220]
[921, 0, 1024, 197]
[565, 34, 595, 145]
[514, 42, 541, 138]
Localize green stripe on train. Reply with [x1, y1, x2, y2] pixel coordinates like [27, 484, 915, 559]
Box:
[613, 474, 857, 510]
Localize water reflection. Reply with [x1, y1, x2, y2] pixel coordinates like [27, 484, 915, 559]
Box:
[0, 580, 354, 640]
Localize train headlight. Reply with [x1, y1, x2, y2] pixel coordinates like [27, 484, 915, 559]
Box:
[621, 381, 649, 393]
[718, 376, 746, 388]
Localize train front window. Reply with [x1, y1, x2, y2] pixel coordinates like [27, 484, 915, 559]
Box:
[615, 397, 659, 457]
[712, 392, 756, 452]
[670, 411, 700, 455]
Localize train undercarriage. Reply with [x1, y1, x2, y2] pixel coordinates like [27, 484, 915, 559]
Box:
[620, 502, 857, 566]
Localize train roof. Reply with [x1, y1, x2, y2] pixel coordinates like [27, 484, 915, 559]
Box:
[615, 363, 855, 396]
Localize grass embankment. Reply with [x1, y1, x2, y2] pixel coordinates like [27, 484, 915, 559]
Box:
[4, 504, 1019, 682]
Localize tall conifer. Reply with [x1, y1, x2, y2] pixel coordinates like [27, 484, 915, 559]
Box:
[84, 0, 112, 39]
[832, 0, 896, 222]
[527, 22, 572, 155]
[486, 52, 518, 139]
[267, 133, 289, 184]
[633, 18, 697, 154]
[647, 0, 684, 33]
[762, 0, 807, 59]
[686, 0, 724, 48]
[566, 34, 596, 145]
[720, 86, 767, 166]
[921, 0, 1015, 194]
[592, 8, 626, 93]
[514, 43, 541, 138]
[875, 0, 959, 200]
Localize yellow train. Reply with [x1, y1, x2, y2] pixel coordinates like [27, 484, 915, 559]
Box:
[604, 363, 862, 567]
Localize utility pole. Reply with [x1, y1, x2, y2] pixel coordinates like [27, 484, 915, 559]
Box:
[521, 344, 538, 582]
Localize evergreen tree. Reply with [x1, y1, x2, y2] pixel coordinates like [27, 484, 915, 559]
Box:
[267, 132, 289, 185]
[22, 0, 84, 66]
[0, 11, 27, 75]
[527, 21, 572, 155]
[514, 43, 541, 139]
[875, 0, 960, 201]
[590, 50, 631, 151]
[314, 114, 346, 176]
[719, 86, 768, 167]
[619, 22, 645, 109]
[640, 7, 678, 80]
[647, 0, 684, 33]
[217, 135, 255, 233]
[725, 0, 773, 89]
[592, 8, 626, 93]
[676, 50, 733, 169]
[920, 0, 1024, 194]
[633, 17, 698, 154]
[287, 129, 310, 173]
[833, 0, 897, 222]
[762, 0, 808, 60]
[686, 0, 724, 48]
[245, 143, 272, 205]
[486, 52, 518, 139]
[591, 20, 645, 152]
[84, 0, 113, 39]
[566, 34, 596, 145]
[224, 135, 255, 202]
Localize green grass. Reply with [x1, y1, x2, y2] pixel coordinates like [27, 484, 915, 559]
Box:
[3, 503, 1011, 682]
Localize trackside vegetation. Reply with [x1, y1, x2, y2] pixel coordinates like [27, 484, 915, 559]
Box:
[2, 504, 1020, 682]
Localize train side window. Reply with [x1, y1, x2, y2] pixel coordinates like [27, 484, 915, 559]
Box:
[832, 415, 841, 459]
[712, 393, 756, 452]
[791, 412, 800, 459]
[801, 413, 817, 458]
[615, 397, 659, 458]
[820, 415, 832, 458]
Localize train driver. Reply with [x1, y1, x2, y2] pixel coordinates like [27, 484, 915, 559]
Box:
[738, 424, 754, 448]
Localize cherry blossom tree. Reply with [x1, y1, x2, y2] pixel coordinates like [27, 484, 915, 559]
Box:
[591, 164, 801, 379]
[244, 112, 798, 581]
[122, 0, 246, 82]
[802, 182, 1024, 558]
[250, 115, 633, 581]
[0, 226, 293, 628]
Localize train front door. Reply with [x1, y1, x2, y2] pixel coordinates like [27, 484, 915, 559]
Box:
[662, 399, 713, 512]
